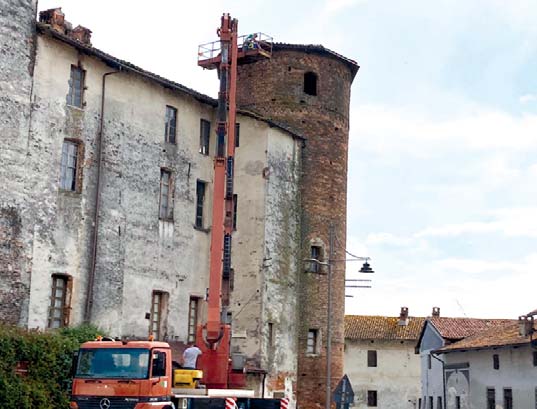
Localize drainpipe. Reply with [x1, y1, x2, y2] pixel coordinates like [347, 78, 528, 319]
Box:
[84, 70, 119, 322]
[431, 353, 446, 409]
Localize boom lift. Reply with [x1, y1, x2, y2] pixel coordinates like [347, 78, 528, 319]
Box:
[195, 14, 272, 389]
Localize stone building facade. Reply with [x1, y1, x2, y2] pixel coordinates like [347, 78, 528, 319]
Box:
[0, 4, 358, 407]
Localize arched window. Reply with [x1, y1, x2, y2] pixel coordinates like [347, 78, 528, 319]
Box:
[303, 72, 318, 96]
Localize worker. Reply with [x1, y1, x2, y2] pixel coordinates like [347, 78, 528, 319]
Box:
[243, 33, 258, 50]
[182, 343, 202, 370]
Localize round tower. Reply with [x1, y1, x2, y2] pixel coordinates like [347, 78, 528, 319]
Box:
[236, 44, 359, 408]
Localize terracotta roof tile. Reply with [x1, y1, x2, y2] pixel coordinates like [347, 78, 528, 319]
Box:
[429, 317, 514, 340]
[437, 320, 533, 353]
[345, 315, 425, 341]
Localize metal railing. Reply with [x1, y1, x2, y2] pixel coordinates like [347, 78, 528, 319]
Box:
[197, 32, 273, 63]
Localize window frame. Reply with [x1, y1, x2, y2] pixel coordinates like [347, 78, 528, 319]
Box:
[187, 296, 200, 343]
[165, 105, 177, 144]
[47, 274, 71, 329]
[195, 180, 206, 229]
[367, 350, 377, 367]
[199, 119, 211, 155]
[159, 169, 174, 221]
[67, 64, 85, 108]
[59, 139, 83, 193]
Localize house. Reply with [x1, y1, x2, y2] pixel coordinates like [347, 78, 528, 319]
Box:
[344, 307, 426, 408]
[434, 313, 537, 409]
[416, 308, 513, 409]
[0, 4, 359, 405]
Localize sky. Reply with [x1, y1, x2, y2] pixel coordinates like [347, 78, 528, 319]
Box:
[37, 0, 537, 319]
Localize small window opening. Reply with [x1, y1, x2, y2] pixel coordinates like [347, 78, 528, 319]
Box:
[187, 297, 200, 343]
[306, 329, 318, 354]
[487, 388, 495, 409]
[304, 72, 317, 96]
[308, 245, 322, 273]
[367, 390, 377, 407]
[367, 350, 377, 367]
[235, 123, 240, 147]
[159, 169, 174, 220]
[150, 291, 166, 340]
[493, 353, 499, 370]
[59, 140, 83, 192]
[232, 194, 238, 230]
[67, 65, 85, 108]
[48, 274, 71, 329]
[195, 180, 206, 229]
[503, 389, 512, 409]
[199, 119, 210, 155]
[165, 106, 177, 144]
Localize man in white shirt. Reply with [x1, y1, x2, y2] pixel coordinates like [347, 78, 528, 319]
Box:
[182, 344, 202, 370]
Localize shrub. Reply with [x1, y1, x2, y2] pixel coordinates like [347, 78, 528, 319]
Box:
[0, 324, 101, 409]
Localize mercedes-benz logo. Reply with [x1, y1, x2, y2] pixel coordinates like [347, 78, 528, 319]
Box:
[99, 398, 111, 409]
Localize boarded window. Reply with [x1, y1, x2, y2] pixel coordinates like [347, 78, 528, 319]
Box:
[306, 329, 318, 354]
[235, 123, 240, 147]
[67, 65, 85, 108]
[503, 388, 512, 409]
[195, 180, 206, 228]
[367, 390, 377, 407]
[187, 297, 199, 343]
[60, 140, 82, 192]
[159, 169, 173, 220]
[487, 388, 495, 409]
[493, 354, 499, 370]
[233, 194, 238, 230]
[150, 291, 166, 340]
[199, 119, 211, 155]
[165, 106, 177, 144]
[367, 350, 377, 367]
[308, 245, 322, 273]
[47, 275, 70, 329]
[304, 72, 318, 96]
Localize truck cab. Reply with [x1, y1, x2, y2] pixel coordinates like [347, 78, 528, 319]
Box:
[69, 339, 174, 409]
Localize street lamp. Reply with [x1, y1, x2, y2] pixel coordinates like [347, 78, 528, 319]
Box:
[304, 225, 374, 409]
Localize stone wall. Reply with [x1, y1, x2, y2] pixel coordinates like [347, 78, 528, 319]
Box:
[237, 48, 356, 408]
[0, 0, 37, 326]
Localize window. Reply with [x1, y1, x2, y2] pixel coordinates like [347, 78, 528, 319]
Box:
[150, 291, 164, 340]
[199, 119, 210, 155]
[67, 65, 85, 108]
[437, 396, 442, 409]
[455, 396, 461, 409]
[165, 106, 177, 144]
[159, 169, 173, 220]
[308, 245, 322, 273]
[235, 123, 240, 147]
[533, 351, 537, 366]
[151, 350, 167, 377]
[60, 140, 82, 192]
[187, 297, 199, 343]
[503, 388, 512, 409]
[429, 397, 433, 409]
[427, 354, 432, 369]
[304, 71, 317, 96]
[493, 353, 499, 370]
[268, 323, 275, 347]
[233, 194, 238, 230]
[367, 350, 377, 367]
[195, 180, 206, 229]
[487, 388, 495, 409]
[306, 329, 318, 354]
[48, 274, 70, 328]
[367, 390, 377, 407]
[418, 398, 422, 409]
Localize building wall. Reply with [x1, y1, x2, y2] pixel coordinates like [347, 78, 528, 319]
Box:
[237, 48, 355, 409]
[0, 0, 37, 326]
[345, 339, 421, 409]
[443, 345, 537, 409]
[419, 323, 445, 408]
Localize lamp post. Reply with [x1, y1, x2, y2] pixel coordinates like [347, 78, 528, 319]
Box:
[304, 223, 374, 409]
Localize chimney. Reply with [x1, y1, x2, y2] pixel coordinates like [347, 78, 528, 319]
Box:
[519, 315, 534, 337]
[70, 25, 92, 46]
[398, 307, 409, 326]
[432, 307, 440, 317]
[39, 8, 66, 34]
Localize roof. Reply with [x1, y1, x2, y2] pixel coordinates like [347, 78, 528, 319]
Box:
[36, 23, 305, 140]
[273, 43, 360, 80]
[81, 340, 171, 349]
[345, 315, 426, 341]
[427, 317, 514, 341]
[436, 320, 534, 353]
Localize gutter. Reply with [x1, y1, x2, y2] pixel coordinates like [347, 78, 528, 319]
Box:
[84, 70, 120, 322]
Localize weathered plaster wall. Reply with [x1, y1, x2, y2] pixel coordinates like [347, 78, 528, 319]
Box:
[0, 0, 37, 326]
[345, 339, 421, 409]
[443, 346, 537, 409]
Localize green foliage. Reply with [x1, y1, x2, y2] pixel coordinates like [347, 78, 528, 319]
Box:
[0, 324, 101, 409]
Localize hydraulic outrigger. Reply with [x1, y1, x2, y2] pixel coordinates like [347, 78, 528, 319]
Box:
[195, 14, 272, 389]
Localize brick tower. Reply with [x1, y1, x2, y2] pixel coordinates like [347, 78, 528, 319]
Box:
[236, 44, 359, 408]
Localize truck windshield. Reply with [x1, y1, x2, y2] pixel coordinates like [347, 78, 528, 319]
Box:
[75, 348, 150, 379]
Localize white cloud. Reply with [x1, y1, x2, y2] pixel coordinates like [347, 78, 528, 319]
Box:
[323, 0, 366, 14]
[520, 94, 537, 103]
